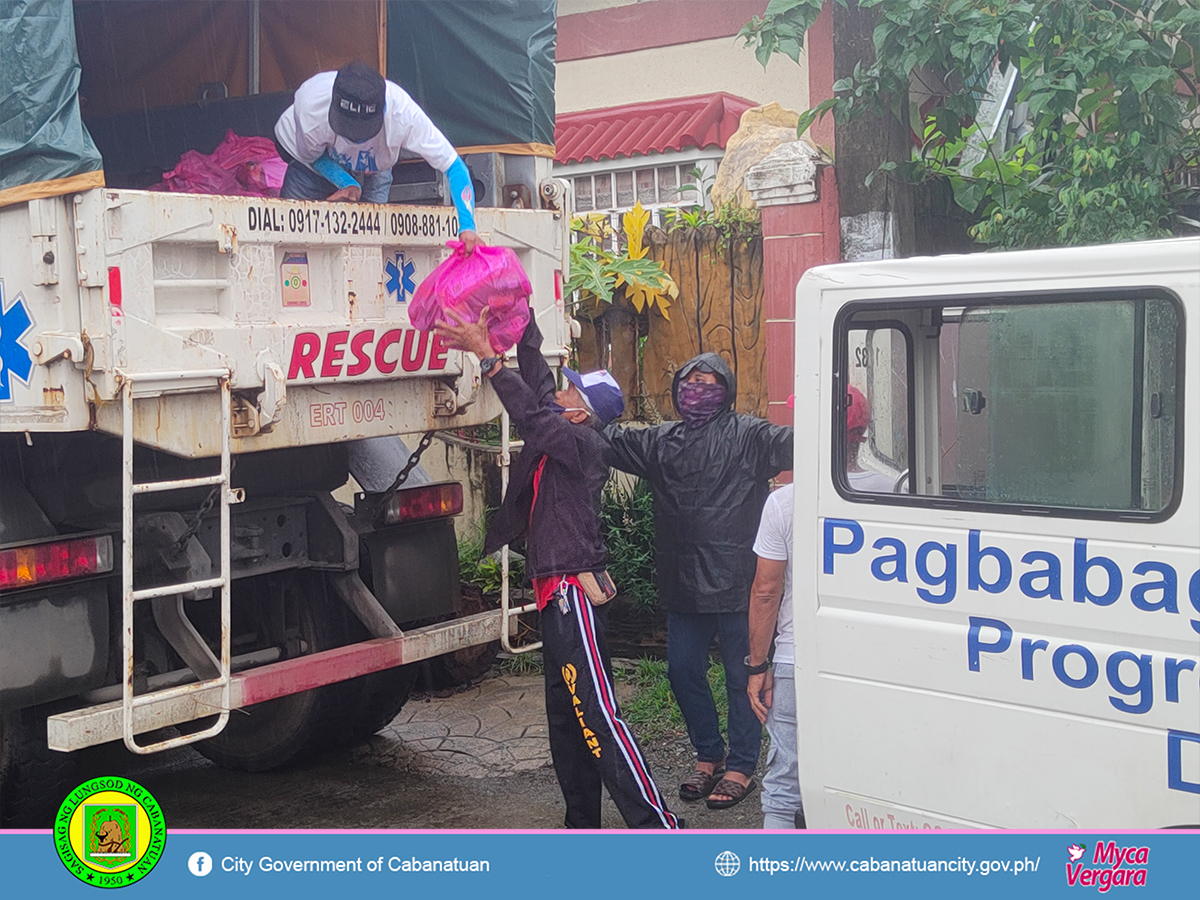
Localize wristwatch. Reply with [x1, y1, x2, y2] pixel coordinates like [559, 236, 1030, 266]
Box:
[479, 355, 501, 376]
[744, 655, 771, 675]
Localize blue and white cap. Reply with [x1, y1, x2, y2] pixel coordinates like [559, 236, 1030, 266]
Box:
[562, 368, 624, 424]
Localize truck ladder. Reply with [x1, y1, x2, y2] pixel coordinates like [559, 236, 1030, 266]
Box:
[498, 407, 541, 654]
[119, 369, 235, 754]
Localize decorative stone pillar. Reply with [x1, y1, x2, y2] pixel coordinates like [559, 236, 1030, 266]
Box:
[745, 142, 840, 440]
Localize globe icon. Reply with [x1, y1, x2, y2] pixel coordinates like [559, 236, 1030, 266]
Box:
[714, 850, 741, 877]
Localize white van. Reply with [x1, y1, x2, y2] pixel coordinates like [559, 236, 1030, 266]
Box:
[792, 237, 1200, 828]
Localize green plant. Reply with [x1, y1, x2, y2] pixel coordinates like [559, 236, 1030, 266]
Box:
[565, 203, 679, 319]
[741, 0, 1200, 248]
[458, 515, 524, 596]
[600, 479, 658, 612]
[675, 164, 715, 206]
[498, 652, 544, 676]
[619, 657, 728, 741]
[663, 200, 763, 246]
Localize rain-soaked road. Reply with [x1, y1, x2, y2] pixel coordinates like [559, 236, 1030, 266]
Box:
[104, 675, 762, 831]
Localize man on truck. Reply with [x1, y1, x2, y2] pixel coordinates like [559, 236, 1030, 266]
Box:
[435, 310, 680, 830]
[275, 60, 479, 254]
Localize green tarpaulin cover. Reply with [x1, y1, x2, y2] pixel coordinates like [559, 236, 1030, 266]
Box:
[0, 0, 102, 202]
[387, 0, 556, 151]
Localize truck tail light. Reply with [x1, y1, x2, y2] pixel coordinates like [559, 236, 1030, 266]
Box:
[0, 535, 114, 590]
[107, 266, 123, 313]
[374, 482, 463, 527]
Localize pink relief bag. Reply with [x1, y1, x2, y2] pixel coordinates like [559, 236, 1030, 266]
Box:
[408, 242, 532, 354]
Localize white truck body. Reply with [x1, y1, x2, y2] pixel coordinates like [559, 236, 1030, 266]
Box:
[2, 189, 568, 453]
[0, 185, 568, 795]
[794, 237, 1200, 828]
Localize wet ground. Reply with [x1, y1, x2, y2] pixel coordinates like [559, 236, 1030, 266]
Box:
[118, 674, 764, 831]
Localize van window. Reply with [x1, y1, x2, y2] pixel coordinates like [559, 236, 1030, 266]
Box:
[838, 294, 1181, 518]
[843, 326, 911, 494]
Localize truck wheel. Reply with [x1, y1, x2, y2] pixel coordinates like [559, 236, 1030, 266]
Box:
[0, 706, 80, 827]
[426, 583, 501, 688]
[194, 571, 351, 772]
[334, 664, 421, 744]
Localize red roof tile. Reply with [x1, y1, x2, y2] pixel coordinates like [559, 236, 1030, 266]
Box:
[555, 92, 755, 165]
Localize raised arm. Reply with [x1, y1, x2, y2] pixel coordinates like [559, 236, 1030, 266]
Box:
[602, 423, 657, 477]
[435, 310, 580, 465]
[753, 421, 794, 477]
[513, 313, 556, 408]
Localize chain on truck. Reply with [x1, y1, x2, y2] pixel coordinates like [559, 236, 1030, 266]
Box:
[0, 0, 566, 826]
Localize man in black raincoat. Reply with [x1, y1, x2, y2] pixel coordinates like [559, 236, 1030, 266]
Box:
[606, 353, 792, 809]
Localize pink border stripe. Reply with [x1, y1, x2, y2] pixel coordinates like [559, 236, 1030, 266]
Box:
[7, 827, 1196, 835]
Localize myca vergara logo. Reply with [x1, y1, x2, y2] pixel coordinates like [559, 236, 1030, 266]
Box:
[55, 777, 165, 888]
[1065, 841, 1149, 892]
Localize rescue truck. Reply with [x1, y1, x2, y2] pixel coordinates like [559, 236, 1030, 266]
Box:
[0, 0, 563, 824]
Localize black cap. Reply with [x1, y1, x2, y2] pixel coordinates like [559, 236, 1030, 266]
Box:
[329, 61, 385, 143]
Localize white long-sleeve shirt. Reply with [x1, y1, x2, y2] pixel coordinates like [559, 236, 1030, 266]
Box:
[275, 71, 459, 175]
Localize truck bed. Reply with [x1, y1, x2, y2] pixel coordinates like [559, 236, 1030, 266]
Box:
[0, 189, 568, 457]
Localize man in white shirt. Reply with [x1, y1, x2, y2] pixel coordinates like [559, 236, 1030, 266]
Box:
[275, 61, 478, 253]
[747, 482, 803, 829]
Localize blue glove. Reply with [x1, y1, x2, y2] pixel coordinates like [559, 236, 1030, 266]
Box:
[445, 157, 477, 234]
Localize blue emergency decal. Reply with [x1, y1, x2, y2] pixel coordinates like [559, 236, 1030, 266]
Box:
[385, 251, 417, 303]
[0, 280, 35, 403]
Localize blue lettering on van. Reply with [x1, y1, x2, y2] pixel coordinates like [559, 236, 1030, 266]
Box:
[967, 617, 1011, 672]
[1074, 539, 1122, 606]
[821, 518, 1200, 634]
[967, 615, 1196, 718]
[1166, 731, 1200, 794]
[823, 518, 864, 574]
[1189, 569, 1200, 634]
[1019, 551, 1063, 600]
[969, 530, 1012, 593]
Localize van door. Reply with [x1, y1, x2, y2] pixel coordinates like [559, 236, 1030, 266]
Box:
[795, 241, 1200, 830]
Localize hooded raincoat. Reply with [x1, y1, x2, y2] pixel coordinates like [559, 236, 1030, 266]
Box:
[604, 353, 792, 614]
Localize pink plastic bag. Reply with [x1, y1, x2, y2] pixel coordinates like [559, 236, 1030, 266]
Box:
[409, 242, 532, 354]
[151, 130, 284, 197]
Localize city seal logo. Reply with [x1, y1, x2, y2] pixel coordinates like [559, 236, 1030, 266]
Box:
[55, 777, 165, 888]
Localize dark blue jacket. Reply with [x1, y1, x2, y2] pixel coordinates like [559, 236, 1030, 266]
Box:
[484, 319, 611, 580]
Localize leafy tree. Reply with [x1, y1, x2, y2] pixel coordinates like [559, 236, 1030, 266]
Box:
[740, 0, 1200, 248]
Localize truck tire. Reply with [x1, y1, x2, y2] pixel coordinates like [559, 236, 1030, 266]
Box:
[425, 583, 500, 688]
[334, 664, 421, 744]
[332, 579, 421, 743]
[194, 571, 352, 772]
[0, 706, 80, 828]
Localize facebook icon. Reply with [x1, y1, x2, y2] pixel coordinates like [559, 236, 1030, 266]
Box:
[189, 851, 213, 877]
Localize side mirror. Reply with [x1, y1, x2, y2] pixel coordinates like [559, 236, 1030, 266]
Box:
[962, 388, 986, 416]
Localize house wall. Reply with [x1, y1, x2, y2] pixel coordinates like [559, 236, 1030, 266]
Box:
[556, 0, 810, 116]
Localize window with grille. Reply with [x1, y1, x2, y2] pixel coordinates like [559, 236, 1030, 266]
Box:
[573, 164, 695, 213]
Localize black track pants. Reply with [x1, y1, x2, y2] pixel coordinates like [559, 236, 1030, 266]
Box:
[539, 582, 680, 829]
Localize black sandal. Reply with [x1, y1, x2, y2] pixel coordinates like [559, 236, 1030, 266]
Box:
[678, 762, 726, 802]
[705, 776, 757, 810]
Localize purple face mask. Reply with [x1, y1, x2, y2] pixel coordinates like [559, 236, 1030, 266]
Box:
[677, 381, 727, 427]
